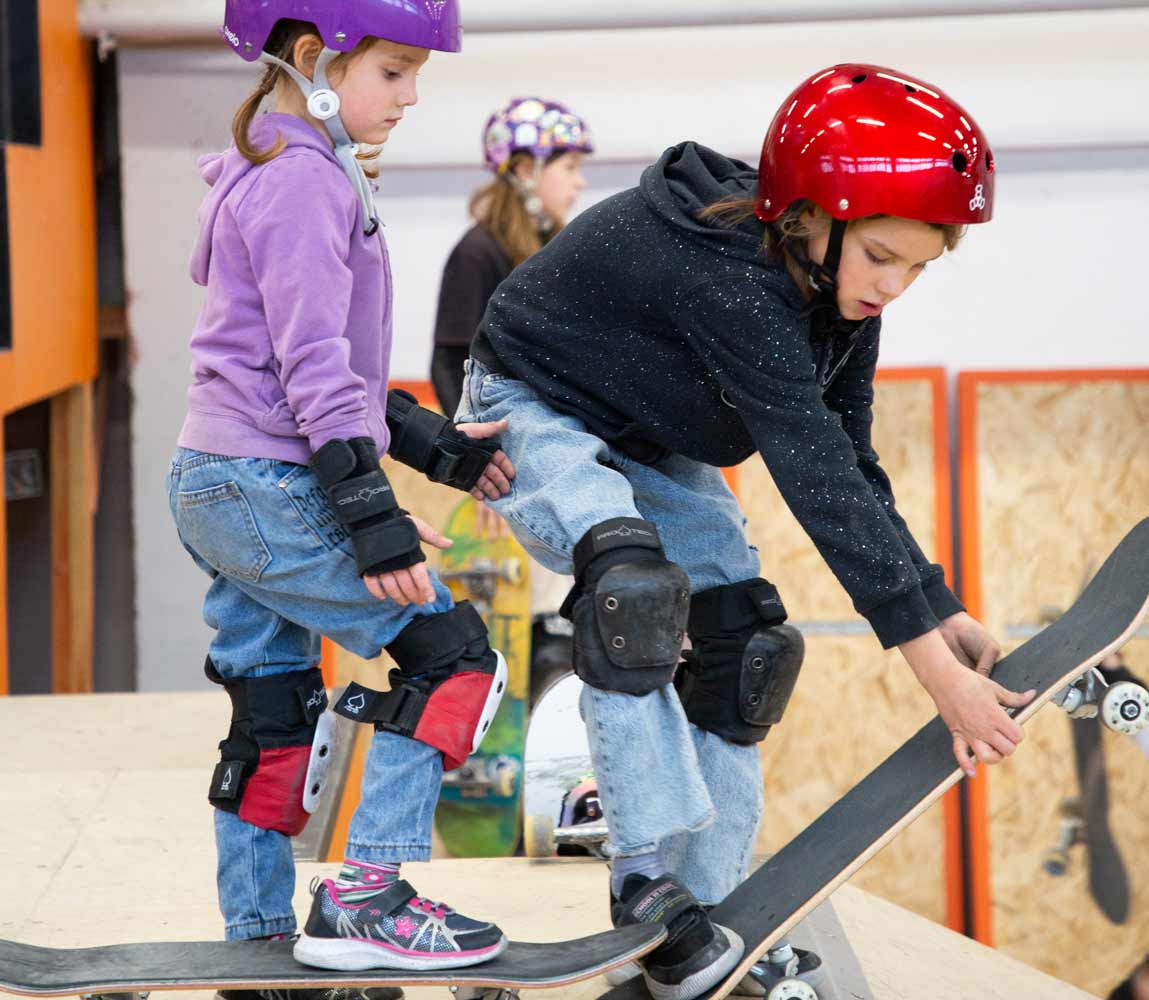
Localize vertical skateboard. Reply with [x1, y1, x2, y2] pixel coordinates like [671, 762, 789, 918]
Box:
[522, 671, 608, 859]
[1043, 651, 1144, 924]
[435, 497, 532, 857]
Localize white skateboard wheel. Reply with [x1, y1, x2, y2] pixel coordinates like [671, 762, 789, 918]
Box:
[524, 813, 556, 858]
[768, 979, 819, 1000]
[1100, 682, 1149, 736]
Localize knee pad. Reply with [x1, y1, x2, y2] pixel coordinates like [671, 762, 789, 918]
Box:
[675, 578, 805, 744]
[332, 601, 506, 771]
[562, 518, 690, 696]
[206, 659, 331, 837]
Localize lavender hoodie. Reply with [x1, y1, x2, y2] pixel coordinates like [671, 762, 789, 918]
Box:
[178, 113, 392, 464]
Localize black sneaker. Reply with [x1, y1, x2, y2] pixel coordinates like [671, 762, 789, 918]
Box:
[611, 874, 743, 1000]
[217, 990, 402, 1000]
[292, 878, 507, 972]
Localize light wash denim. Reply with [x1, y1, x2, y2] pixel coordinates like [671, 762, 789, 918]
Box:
[167, 448, 452, 939]
[457, 360, 766, 904]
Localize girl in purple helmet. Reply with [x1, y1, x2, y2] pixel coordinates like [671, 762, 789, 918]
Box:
[429, 96, 594, 419]
[168, 1, 516, 986]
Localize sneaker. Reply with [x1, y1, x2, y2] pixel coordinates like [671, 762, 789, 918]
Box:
[217, 991, 402, 1000]
[292, 877, 507, 972]
[611, 874, 744, 1000]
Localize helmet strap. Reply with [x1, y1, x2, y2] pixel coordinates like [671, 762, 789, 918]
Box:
[506, 159, 554, 236]
[806, 217, 847, 293]
[259, 48, 381, 237]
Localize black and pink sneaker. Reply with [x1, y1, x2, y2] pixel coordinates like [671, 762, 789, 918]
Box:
[293, 878, 507, 972]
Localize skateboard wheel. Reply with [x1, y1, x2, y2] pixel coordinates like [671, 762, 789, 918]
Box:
[767, 980, 818, 1000]
[1101, 682, 1149, 735]
[524, 813, 556, 858]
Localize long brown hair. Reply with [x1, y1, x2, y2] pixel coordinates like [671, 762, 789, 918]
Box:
[469, 152, 564, 266]
[699, 195, 965, 296]
[231, 19, 380, 176]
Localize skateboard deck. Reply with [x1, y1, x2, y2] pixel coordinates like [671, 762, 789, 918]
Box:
[0, 925, 665, 996]
[435, 496, 532, 857]
[1042, 652, 1143, 924]
[523, 671, 608, 859]
[598, 517, 1149, 999]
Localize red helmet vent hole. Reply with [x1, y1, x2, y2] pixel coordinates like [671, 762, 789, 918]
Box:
[851, 74, 867, 83]
[985, 150, 995, 172]
[952, 152, 969, 174]
[904, 84, 918, 93]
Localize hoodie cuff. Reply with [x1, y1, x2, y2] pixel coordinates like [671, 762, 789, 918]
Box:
[862, 585, 941, 649]
[922, 573, 966, 622]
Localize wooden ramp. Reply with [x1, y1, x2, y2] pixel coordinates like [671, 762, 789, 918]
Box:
[0, 693, 1093, 1000]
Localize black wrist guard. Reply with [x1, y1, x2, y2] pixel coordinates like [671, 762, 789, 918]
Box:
[386, 388, 500, 492]
[310, 437, 425, 576]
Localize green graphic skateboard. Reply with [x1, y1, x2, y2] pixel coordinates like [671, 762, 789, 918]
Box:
[435, 497, 532, 857]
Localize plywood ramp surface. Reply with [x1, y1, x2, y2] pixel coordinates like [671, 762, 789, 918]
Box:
[741, 375, 949, 925]
[1, 691, 1089, 1000]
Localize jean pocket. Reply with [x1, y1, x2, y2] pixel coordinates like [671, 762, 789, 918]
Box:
[177, 481, 272, 583]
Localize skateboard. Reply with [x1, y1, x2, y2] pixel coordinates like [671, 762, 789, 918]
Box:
[1042, 651, 1143, 924]
[0, 924, 665, 997]
[523, 671, 608, 859]
[435, 496, 532, 858]
[598, 518, 1149, 1000]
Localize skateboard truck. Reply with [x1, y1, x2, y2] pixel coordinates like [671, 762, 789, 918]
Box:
[441, 753, 521, 798]
[749, 943, 820, 1000]
[1041, 797, 1085, 877]
[441, 558, 522, 613]
[450, 989, 519, 1000]
[1052, 668, 1149, 735]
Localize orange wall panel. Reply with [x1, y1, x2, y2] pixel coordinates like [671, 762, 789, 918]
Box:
[0, 0, 98, 415]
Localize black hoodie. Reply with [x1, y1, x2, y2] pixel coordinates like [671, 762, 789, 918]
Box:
[471, 142, 962, 647]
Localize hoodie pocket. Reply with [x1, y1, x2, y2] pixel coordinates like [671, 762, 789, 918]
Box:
[256, 395, 301, 439]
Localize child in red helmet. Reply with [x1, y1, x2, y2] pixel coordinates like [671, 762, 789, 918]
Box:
[460, 64, 1035, 1000]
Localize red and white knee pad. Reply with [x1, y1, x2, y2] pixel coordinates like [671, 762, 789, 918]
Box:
[206, 659, 334, 836]
[333, 601, 507, 771]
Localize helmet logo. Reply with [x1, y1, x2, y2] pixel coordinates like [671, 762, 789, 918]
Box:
[222, 25, 240, 48]
[969, 184, 986, 212]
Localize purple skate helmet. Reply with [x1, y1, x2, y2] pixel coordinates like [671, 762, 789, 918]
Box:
[220, 0, 462, 59]
[482, 97, 594, 173]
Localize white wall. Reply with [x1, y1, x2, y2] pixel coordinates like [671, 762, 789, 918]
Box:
[120, 9, 1149, 689]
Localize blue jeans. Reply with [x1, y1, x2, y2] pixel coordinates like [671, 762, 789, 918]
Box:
[167, 448, 453, 939]
[457, 360, 765, 904]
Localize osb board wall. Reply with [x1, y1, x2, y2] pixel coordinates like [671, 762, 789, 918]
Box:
[970, 377, 1149, 997]
[740, 376, 947, 924]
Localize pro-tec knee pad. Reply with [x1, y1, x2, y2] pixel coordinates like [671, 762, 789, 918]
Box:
[332, 601, 506, 771]
[206, 659, 330, 836]
[563, 518, 690, 696]
[676, 578, 805, 744]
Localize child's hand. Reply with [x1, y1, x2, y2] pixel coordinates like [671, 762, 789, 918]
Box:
[362, 516, 452, 606]
[900, 629, 1035, 777]
[475, 501, 510, 540]
[454, 418, 515, 501]
[938, 611, 1001, 675]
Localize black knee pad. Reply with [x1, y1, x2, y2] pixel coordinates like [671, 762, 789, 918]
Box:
[561, 518, 690, 696]
[331, 601, 507, 771]
[675, 578, 805, 744]
[206, 659, 330, 836]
